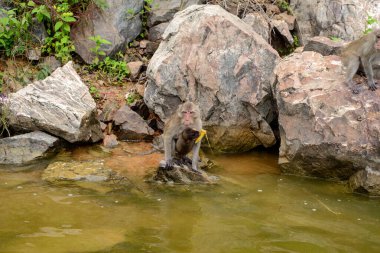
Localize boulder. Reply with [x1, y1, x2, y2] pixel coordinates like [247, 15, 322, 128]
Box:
[145, 5, 280, 152]
[349, 166, 380, 196]
[8, 62, 103, 143]
[0, 131, 60, 165]
[71, 0, 144, 64]
[274, 51, 380, 180]
[303, 36, 345, 56]
[42, 161, 118, 182]
[113, 105, 154, 141]
[290, 0, 380, 44]
[148, 0, 205, 27]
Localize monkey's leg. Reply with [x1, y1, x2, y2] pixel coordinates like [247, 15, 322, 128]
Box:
[344, 57, 361, 94]
[191, 142, 201, 172]
[164, 136, 175, 169]
[362, 56, 378, 91]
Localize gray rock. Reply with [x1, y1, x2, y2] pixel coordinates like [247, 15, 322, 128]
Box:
[303, 36, 345, 56]
[71, 0, 144, 64]
[349, 166, 380, 196]
[42, 56, 62, 72]
[243, 13, 270, 42]
[113, 105, 154, 141]
[290, 0, 379, 44]
[149, 22, 169, 41]
[145, 5, 280, 152]
[8, 61, 103, 143]
[42, 161, 117, 182]
[148, 0, 205, 27]
[274, 51, 380, 180]
[0, 131, 60, 165]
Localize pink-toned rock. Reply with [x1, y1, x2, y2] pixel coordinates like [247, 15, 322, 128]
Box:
[145, 5, 280, 152]
[127, 61, 144, 78]
[103, 134, 119, 148]
[274, 51, 380, 180]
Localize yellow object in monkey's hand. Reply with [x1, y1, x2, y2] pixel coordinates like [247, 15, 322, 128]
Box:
[195, 129, 207, 143]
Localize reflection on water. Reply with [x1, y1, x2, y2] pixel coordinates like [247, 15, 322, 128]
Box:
[0, 144, 379, 253]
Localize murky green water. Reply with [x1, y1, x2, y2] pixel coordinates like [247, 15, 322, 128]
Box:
[0, 147, 379, 253]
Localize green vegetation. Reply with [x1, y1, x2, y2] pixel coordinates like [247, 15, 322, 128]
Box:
[126, 92, 142, 105]
[276, 0, 293, 14]
[89, 35, 112, 64]
[89, 35, 130, 81]
[330, 36, 342, 42]
[364, 15, 378, 34]
[0, 95, 10, 137]
[89, 85, 100, 99]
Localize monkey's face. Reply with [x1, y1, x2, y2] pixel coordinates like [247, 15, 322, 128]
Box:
[179, 102, 200, 126]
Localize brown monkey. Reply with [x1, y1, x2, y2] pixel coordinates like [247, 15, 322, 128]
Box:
[341, 30, 380, 93]
[163, 101, 202, 171]
[174, 128, 200, 166]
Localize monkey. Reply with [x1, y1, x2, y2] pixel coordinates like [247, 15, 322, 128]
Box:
[163, 101, 202, 172]
[174, 127, 200, 166]
[341, 30, 380, 93]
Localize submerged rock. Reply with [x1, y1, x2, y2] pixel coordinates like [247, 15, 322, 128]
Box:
[349, 167, 380, 196]
[152, 160, 217, 184]
[42, 161, 119, 182]
[0, 131, 60, 165]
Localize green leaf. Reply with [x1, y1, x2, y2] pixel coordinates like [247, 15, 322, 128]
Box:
[54, 21, 63, 31]
[61, 16, 76, 22]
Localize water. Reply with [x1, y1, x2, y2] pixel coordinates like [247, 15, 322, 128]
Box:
[0, 143, 379, 253]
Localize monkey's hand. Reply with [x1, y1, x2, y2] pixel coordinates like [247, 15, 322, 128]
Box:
[165, 159, 174, 169]
[368, 82, 377, 91]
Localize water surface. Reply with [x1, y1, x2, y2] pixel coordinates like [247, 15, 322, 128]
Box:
[0, 144, 379, 253]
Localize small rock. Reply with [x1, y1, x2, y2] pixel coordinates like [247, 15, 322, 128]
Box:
[103, 134, 119, 148]
[127, 61, 144, 78]
[140, 40, 149, 49]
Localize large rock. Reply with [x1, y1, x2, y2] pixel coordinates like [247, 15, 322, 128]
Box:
[71, 0, 144, 64]
[274, 51, 380, 180]
[0, 131, 60, 165]
[145, 5, 280, 152]
[8, 62, 103, 143]
[291, 0, 380, 44]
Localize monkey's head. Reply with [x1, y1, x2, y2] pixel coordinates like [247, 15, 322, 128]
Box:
[182, 128, 200, 141]
[177, 101, 200, 127]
